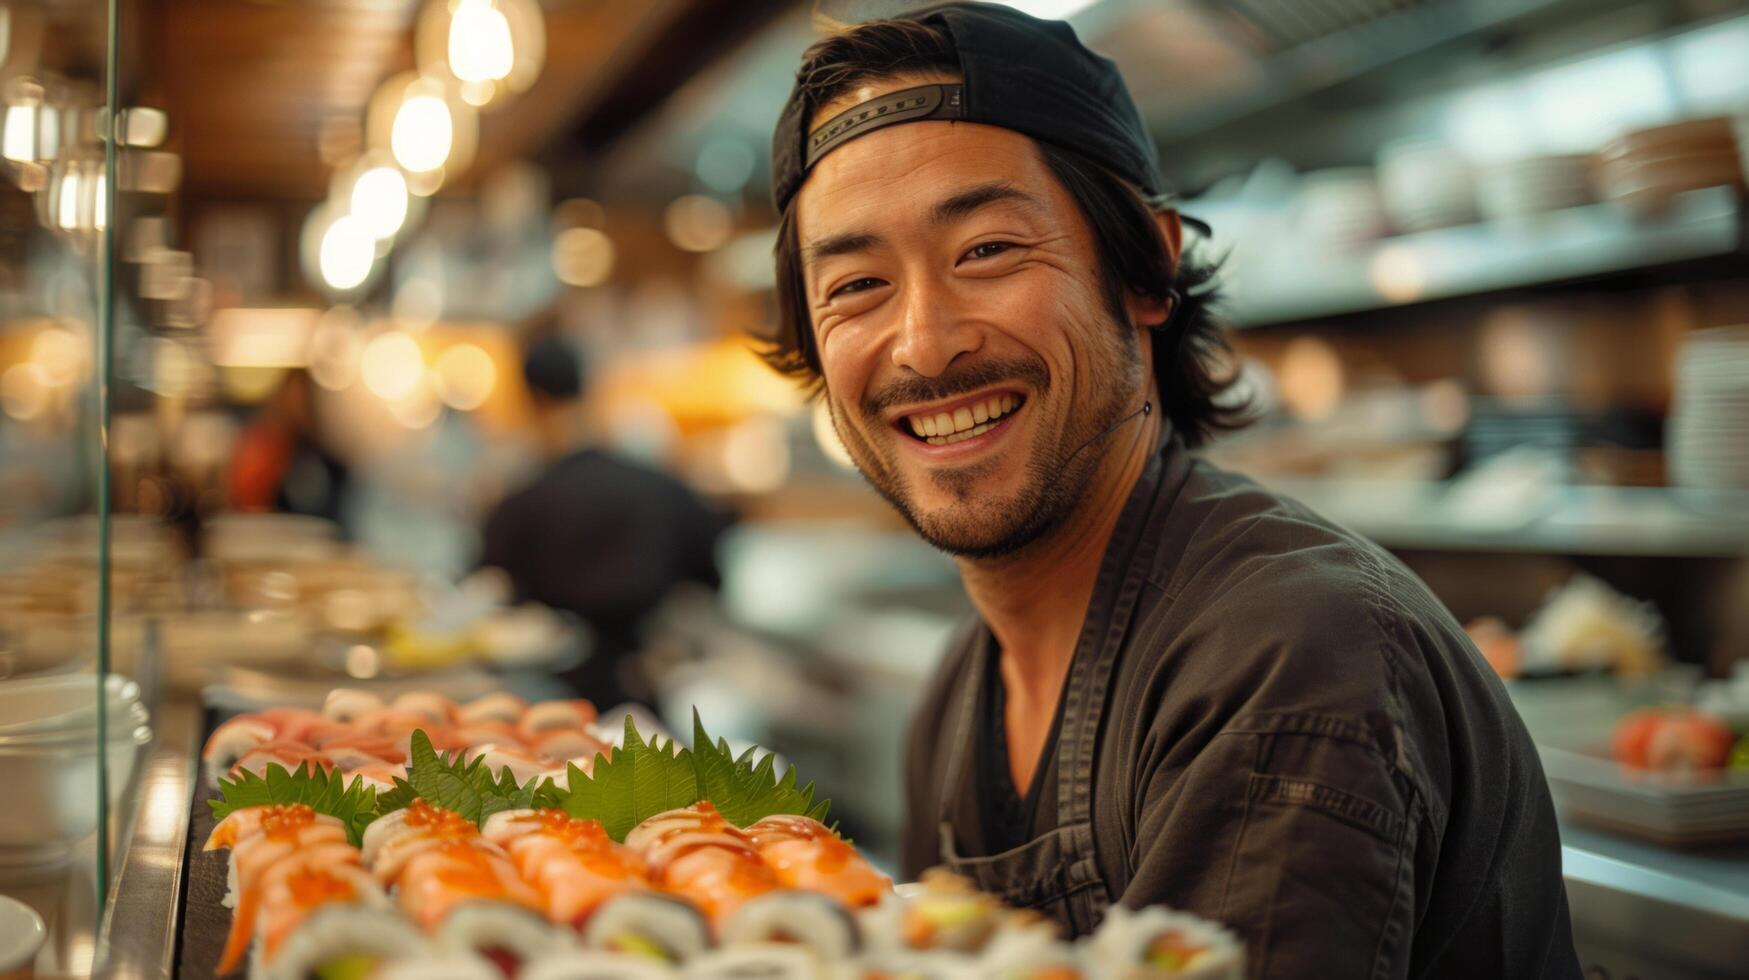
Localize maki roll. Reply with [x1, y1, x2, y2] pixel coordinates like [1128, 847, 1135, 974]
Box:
[323, 688, 386, 724]
[243, 864, 387, 977]
[721, 892, 860, 961]
[580, 892, 711, 964]
[744, 816, 892, 908]
[221, 846, 365, 975]
[253, 904, 430, 980]
[975, 929, 1087, 980]
[687, 945, 821, 980]
[1086, 906, 1243, 980]
[518, 953, 679, 980]
[875, 871, 1047, 957]
[436, 901, 572, 975]
[375, 954, 502, 980]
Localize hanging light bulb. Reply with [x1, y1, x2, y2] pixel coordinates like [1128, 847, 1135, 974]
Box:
[391, 93, 453, 173]
[349, 164, 410, 240]
[318, 214, 375, 291]
[449, 0, 515, 84]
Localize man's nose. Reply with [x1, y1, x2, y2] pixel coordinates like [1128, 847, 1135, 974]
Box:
[889, 276, 981, 377]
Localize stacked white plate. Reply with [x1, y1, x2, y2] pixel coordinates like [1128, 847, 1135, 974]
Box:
[1540, 741, 1749, 847]
[0, 673, 151, 869]
[1477, 154, 1593, 222]
[1668, 326, 1749, 492]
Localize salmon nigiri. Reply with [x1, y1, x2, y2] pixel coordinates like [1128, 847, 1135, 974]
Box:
[396, 839, 541, 931]
[205, 803, 342, 852]
[251, 863, 384, 971]
[483, 809, 650, 925]
[627, 803, 778, 924]
[745, 814, 891, 907]
[362, 799, 481, 886]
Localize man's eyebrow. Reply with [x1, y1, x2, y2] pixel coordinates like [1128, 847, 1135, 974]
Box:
[803, 231, 883, 265]
[932, 182, 1042, 225]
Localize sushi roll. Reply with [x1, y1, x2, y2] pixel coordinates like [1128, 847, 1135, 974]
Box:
[244, 864, 386, 977]
[519, 953, 679, 980]
[375, 954, 502, 980]
[322, 688, 385, 725]
[1085, 906, 1243, 980]
[435, 901, 572, 974]
[891, 871, 1025, 955]
[744, 815, 892, 908]
[687, 944, 821, 980]
[975, 929, 1087, 980]
[203, 717, 277, 775]
[580, 892, 711, 964]
[391, 691, 456, 726]
[397, 840, 543, 931]
[253, 904, 431, 980]
[721, 892, 860, 961]
[206, 803, 342, 852]
[220, 846, 365, 974]
[455, 692, 527, 726]
[516, 700, 596, 741]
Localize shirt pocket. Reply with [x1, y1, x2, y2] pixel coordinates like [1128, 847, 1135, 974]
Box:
[937, 819, 1108, 935]
[1220, 729, 1419, 980]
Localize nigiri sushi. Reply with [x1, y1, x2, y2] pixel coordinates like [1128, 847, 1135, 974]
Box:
[205, 803, 342, 852]
[744, 814, 891, 908]
[397, 840, 542, 931]
[391, 691, 456, 726]
[230, 742, 336, 784]
[530, 728, 609, 765]
[454, 692, 526, 726]
[482, 810, 650, 925]
[322, 688, 385, 724]
[626, 804, 779, 924]
[202, 717, 276, 774]
[516, 700, 596, 741]
[364, 799, 483, 886]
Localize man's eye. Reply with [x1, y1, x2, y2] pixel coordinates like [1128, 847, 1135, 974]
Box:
[963, 241, 1014, 261]
[830, 277, 885, 299]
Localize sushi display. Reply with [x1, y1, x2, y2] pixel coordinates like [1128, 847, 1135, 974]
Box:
[196, 690, 1242, 979]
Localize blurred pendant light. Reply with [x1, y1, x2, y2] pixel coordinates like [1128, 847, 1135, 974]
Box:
[301, 202, 378, 297]
[334, 153, 412, 241]
[366, 73, 476, 193]
[417, 0, 545, 109]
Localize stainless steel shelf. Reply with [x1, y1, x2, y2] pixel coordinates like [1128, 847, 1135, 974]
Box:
[1261, 477, 1749, 557]
[1226, 187, 1742, 328]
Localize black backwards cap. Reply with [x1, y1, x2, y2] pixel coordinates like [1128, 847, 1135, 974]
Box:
[771, 1, 1169, 215]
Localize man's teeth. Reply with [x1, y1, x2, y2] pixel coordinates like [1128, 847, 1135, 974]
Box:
[907, 395, 1018, 445]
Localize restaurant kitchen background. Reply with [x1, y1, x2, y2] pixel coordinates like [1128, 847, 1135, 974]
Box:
[1, 0, 1748, 976]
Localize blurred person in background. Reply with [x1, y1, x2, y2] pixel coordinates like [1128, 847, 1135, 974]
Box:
[765, 4, 1578, 977]
[480, 335, 731, 709]
[227, 368, 352, 530]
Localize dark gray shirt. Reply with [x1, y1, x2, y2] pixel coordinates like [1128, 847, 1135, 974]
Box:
[901, 438, 1581, 979]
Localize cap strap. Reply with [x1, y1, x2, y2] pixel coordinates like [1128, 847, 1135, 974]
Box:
[805, 83, 965, 171]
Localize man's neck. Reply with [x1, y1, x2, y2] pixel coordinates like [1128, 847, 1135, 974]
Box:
[956, 407, 1161, 702]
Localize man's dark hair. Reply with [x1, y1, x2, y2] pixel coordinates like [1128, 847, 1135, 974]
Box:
[523, 335, 585, 403]
[763, 18, 1249, 448]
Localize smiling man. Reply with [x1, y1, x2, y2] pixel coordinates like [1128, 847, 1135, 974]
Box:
[764, 4, 1580, 977]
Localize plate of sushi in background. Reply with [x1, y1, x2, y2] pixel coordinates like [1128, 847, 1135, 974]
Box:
[194, 687, 1245, 979]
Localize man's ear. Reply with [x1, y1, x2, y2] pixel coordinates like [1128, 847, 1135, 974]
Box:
[1124, 209, 1185, 330]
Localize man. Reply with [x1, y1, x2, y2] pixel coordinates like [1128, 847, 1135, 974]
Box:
[481, 336, 730, 708]
[762, 4, 1580, 977]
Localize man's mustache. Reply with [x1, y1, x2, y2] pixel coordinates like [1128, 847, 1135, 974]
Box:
[860, 356, 1050, 418]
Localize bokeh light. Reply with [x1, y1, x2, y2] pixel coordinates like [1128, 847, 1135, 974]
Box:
[391, 94, 454, 173]
[350, 165, 410, 240]
[318, 214, 376, 291]
[360, 330, 425, 401]
[552, 227, 616, 287]
[432, 343, 497, 411]
[664, 195, 733, 253]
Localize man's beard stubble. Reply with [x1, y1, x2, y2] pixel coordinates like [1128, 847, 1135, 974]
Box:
[829, 327, 1142, 560]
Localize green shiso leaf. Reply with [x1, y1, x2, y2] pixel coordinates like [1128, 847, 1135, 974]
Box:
[208, 762, 378, 847]
[689, 708, 831, 829]
[362, 730, 559, 830]
[557, 714, 697, 841]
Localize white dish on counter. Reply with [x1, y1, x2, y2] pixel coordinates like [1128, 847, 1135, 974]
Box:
[0, 673, 141, 736]
[0, 895, 45, 974]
